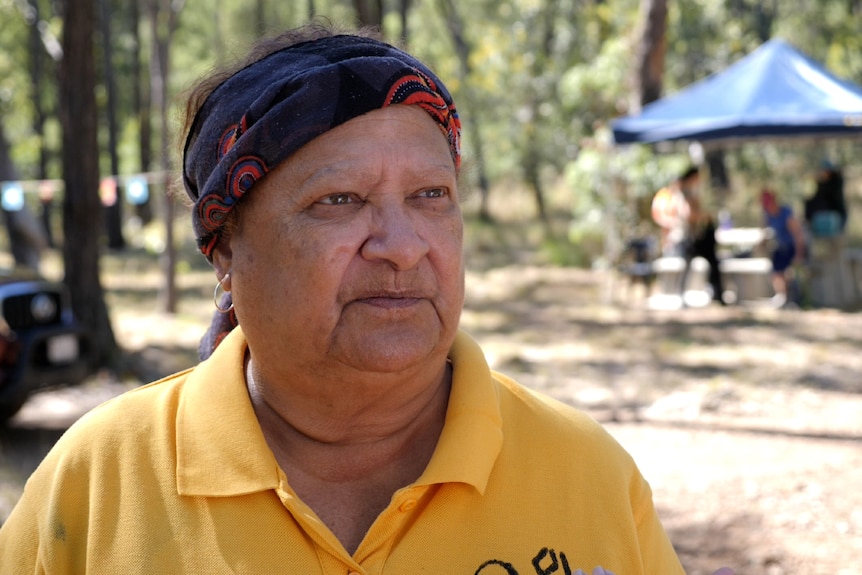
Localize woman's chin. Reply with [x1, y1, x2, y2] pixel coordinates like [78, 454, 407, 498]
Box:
[331, 326, 450, 374]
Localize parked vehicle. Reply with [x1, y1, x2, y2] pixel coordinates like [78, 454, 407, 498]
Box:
[0, 268, 93, 422]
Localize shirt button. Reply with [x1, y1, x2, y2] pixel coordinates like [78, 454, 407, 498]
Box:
[398, 499, 417, 512]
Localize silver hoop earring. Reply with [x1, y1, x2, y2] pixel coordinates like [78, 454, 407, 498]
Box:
[213, 273, 234, 313]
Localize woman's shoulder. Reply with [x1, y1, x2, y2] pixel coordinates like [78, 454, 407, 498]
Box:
[85, 368, 194, 422]
[491, 371, 632, 459]
[41, 368, 196, 465]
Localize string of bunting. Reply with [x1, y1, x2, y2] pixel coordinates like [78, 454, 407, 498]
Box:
[0, 171, 169, 212]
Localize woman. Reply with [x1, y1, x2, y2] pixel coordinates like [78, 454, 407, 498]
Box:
[0, 25, 731, 575]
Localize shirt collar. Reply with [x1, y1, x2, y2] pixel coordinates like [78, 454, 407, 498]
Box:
[415, 330, 504, 494]
[176, 327, 279, 497]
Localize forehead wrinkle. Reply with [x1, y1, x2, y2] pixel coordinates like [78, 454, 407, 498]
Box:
[294, 161, 378, 193]
[286, 153, 455, 196]
[416, 161, 457, 178]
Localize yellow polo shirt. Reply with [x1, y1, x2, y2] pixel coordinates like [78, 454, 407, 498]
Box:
[0, 329, 683, 574]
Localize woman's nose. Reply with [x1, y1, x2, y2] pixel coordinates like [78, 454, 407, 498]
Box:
[360, 203, 430, 270]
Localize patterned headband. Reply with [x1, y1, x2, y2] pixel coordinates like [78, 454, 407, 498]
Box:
[182, 34, 462, 260]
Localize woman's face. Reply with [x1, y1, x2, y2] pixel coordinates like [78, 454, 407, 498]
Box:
[214, 105, 464, 376]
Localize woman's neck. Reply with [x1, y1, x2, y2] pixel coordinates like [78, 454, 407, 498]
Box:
[245, 355, 452, 472]
[245, 357, 452, 553]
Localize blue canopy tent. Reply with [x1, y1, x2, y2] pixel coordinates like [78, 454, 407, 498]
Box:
[610, 39, 862, 309]
[611, 38, 862, 144]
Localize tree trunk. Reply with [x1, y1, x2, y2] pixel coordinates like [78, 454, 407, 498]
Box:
[59, 0, 118, 369]
[523, 141, 547, 224]
[705, 148, 729, 202]
[0, 117, 48, 271]
[520, 0, 560, 227]
[353, 0, 383, 28]
[213, 0, 225, 63]
[255, 0, 265, 37]
[398, 0, 411, 43]
[754, 0, 777, 42]
[436, 0, 492, 221]
[132, 0, 154, 224]
[148, 0, 183, 314]
[27, 0, 57, 247]
[631, 0, 668, 111]
[100, 0, 126, 250]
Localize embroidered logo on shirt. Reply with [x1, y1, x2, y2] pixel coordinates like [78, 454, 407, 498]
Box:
[474, 547, 614, 575]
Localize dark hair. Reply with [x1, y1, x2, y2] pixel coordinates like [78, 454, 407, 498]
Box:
[679, 166, 700, 182]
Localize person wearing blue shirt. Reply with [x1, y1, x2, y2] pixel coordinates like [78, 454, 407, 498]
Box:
[760, 188, 805, 307]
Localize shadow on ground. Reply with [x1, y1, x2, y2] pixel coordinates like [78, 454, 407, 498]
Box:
[665, 509, 778, 575]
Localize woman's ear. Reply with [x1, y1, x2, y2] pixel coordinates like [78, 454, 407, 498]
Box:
[211, 242, 233, 283]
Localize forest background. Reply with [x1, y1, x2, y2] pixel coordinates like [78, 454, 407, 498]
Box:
[1, 0, 861, 375]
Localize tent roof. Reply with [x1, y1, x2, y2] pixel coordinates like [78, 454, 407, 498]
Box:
[611, 38, 862, 144]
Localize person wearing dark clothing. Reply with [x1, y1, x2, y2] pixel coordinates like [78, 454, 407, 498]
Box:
[681, 218, 725, 306]
[804, 161, 847, 237]
[675, 166, 726, 306]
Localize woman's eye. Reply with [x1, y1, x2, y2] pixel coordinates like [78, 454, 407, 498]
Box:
[418, 188, 447, 199]
[319, 193, 356, 205]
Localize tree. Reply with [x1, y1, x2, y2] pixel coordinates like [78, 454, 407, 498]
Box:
[24, 0, 61, 247]
[130, 0, 154, 224]
[352, 0, 383, 28]
[397, 0, 411, 43]
[0, 116, 48, 270]
[631, 0, 667, 112]
[518, 0, 562, 227]
[147, 0, 184, 314]
[58, 0, 118, 368]
[99, 0, 126, 250]
[435, 0, 492, 221]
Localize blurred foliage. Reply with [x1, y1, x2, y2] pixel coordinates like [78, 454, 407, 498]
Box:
[1, 0, 861, 266]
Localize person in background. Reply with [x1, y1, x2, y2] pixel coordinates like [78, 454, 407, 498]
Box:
[760, 188, 806, 308]
[804, 160, 847, 238]
[0, 24, 734, 575]
[651, 171, 690, 257]
[651, 166, 691, 257]
[653, 166, 726, 306]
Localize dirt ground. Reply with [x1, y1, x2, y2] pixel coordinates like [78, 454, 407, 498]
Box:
[1, 250, 861, 575]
